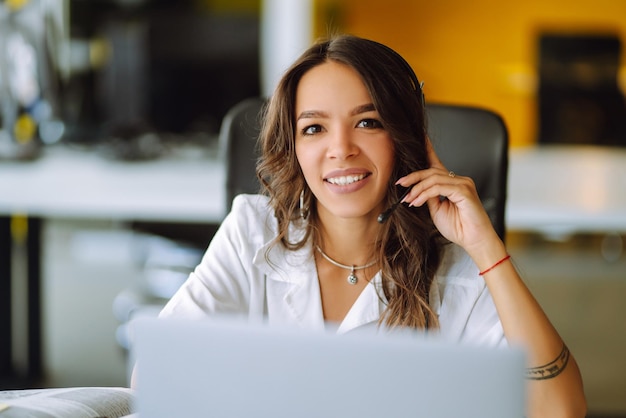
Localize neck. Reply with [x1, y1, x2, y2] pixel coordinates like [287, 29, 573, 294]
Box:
[316, 212, 379, 266]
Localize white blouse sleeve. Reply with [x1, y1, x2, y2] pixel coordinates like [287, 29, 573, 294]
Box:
[159, 195, 269, 319]
[432, 244, 507, 347]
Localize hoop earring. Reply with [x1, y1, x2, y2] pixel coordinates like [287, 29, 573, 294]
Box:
[300, 189, 309, 220]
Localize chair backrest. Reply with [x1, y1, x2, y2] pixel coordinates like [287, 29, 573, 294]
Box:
[426, 104, 508, 240]
[218, 99, 508, 239]
[218, 97, 266, 211]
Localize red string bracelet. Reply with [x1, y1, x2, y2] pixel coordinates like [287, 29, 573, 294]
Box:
[479, 254, 511, 276]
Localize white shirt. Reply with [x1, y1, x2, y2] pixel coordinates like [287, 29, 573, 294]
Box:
[160, 194, 506, 346]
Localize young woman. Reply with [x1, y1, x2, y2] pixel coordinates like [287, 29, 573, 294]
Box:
[158, 35, 586, 417]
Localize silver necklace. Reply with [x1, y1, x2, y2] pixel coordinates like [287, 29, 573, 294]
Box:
[315, 246, 377, 285]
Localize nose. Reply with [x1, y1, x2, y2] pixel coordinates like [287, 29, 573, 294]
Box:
[326, 126, 358, 160]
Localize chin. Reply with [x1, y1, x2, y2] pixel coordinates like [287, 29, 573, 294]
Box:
[316, 193, 386, 220]
[331, 205, 383, 221]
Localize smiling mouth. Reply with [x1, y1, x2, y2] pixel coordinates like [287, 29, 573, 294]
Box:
[325, 173, 369, 186]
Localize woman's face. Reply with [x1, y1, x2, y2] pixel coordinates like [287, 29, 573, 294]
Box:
[294, 60, 395, 222]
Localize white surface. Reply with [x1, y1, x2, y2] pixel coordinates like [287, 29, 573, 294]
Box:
[0, 145, 226, 222]
[506, 144, 626, 237]
[133, 317, 525, 418]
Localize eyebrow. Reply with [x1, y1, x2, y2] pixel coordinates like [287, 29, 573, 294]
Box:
[296, 103, 377, 121]
[351, 103, 376, 116]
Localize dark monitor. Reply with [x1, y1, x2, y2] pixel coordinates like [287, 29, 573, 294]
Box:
[63, 0, 260, 145]
[538, 33, 626, 146]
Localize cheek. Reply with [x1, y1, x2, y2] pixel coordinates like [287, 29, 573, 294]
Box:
[295, 144, 316, 180]
[374, 138, 396, 178]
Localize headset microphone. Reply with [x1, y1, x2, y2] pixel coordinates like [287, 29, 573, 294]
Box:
[377, 188, 411, 224]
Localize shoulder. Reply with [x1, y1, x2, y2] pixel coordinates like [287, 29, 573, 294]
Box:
[230, 193, 272, 217]
[225, 194, 276, 235]
[216, 194, 283, 256]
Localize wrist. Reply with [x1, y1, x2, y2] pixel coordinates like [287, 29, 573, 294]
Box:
[479, 254, 511, 275]
[465, 236, 508, 274]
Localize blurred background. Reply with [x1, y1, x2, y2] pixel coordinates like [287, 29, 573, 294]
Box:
[0, 0, 625, 416]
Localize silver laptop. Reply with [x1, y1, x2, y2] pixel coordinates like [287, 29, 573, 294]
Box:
[131, 317, 525, 418]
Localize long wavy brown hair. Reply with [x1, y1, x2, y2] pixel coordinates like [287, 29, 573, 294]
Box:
[256, 35, 444, 329]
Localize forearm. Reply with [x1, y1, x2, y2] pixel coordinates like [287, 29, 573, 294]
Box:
[467, 237, 587, 418]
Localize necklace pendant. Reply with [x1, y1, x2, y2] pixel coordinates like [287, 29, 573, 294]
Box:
[347, 271, 358, 285]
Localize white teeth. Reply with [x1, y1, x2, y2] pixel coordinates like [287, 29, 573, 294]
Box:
[326, 174, 366, 185]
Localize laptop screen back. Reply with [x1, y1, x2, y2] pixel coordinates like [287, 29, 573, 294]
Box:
[132, 317, 525, 418]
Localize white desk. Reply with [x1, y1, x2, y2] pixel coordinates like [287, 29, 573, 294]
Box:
[506, 144, 626, 239]
[0, 145, 226, 223]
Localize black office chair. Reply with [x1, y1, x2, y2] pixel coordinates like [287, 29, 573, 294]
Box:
[218, 98, 509, 240]
[218, 97, 267, 211]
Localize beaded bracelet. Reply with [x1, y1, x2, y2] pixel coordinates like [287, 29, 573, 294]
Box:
[479, 254, 511, 276]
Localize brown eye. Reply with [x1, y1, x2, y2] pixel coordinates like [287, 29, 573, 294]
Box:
[302, 124, 323, 135]
[357, 118, 383, 129]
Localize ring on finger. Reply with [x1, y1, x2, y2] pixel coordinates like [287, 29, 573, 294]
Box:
[448, 171, 456, 178]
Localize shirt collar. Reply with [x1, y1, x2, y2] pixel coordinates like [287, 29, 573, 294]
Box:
[251, 223, 385, 334]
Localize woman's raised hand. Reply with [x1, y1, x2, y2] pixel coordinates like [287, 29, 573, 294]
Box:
[395, 137, 501, 253]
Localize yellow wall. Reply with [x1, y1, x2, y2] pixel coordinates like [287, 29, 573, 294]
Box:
[314, 0, 626, 146]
